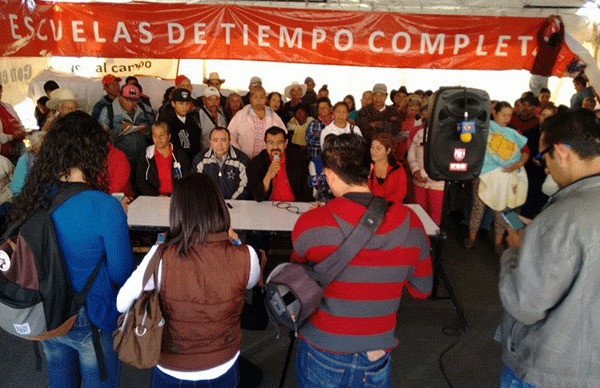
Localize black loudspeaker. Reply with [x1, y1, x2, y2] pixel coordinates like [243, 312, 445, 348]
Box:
[424, 87, 490, 181]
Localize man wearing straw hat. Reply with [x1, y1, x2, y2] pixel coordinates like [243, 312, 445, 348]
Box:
[203, 72, 227, 107]
[41, 88, 82, 132]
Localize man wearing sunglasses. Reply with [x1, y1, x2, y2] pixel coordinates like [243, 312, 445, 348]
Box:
[498, 109, 600, 388]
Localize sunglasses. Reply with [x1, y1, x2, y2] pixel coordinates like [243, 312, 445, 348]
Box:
[533, 145, 554, 168]
[534, 143, 571, 168]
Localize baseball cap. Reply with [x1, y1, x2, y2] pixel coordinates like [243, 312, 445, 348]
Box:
[175, 75, 190, 86]
[171, 88, 193, 102]
[121, 84, 141, 100]
[102, 74, 121, 85]
[372, 83, 388, 95]
[249, 76, 262, 86]
[203, 87, 220, 98]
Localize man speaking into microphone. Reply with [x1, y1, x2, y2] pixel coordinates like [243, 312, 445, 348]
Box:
[248, 126, 313, 202]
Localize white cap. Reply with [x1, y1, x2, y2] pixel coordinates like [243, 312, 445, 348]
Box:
[203, 87, 220, 98]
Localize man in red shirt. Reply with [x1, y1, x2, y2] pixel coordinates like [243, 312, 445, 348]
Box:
[247, 126, 312, 202]
[136, 122, 190, 196]
[292, 133, 432, 388]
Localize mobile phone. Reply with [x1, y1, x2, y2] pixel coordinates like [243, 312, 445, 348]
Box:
[502, 211, 525, 231]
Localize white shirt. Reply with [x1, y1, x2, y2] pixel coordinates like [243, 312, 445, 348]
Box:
[116, 243, 260, 381]
[320, 121, 363, 148]
[0, 102, 23, 144]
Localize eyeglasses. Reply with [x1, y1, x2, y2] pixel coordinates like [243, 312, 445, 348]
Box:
[533, 145, 554, 168]
[272, 201, 303, 215]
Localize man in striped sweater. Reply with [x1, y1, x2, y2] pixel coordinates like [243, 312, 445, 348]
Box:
[292, 133, 432, 388]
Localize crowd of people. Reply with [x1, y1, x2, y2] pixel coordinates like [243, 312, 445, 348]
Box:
[1, 70, 600, 388]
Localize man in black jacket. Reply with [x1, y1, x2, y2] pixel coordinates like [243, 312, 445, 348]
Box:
[156, 88, 202, 162]
[136, 122, 190, 196]
[248, 126, 313, 202]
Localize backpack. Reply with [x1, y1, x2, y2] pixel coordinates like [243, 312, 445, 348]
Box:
[0, 183, 101, 340]
[264, 196, 388, 332]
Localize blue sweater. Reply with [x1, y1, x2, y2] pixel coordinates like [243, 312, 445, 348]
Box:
[51, 190, 134, 331]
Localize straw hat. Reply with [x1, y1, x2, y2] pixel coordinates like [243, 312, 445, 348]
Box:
[284, 81, 307, 99]
[203, 72, 225, 85]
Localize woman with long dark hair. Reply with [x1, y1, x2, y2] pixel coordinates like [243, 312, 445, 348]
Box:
[8, 111, 134, 388]
[117, 173, 260, 388]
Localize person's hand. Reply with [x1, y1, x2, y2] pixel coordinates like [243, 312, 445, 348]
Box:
[13, 129, 26, 141]
[258, 249, 268, 286]
[228, 226, 240, 243]
[136, 123, 148, 133]
[503, 162, 522, 173]
[309, 201, 325, 210]
[506, 227, 524, 248]
[120, 121, 134, 134]
[120, 196, 132, 214]
[414, 169, 428, 183]
[266, 158, 281, 180]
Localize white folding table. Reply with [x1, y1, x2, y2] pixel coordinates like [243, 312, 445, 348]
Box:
[127, 196, 439, 236]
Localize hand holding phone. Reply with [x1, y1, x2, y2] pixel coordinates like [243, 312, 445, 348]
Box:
[502, 210, 525, 231]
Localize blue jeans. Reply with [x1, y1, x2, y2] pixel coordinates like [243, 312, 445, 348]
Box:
[150, 360, 240, 388]
[501, 366, 541, 388]
[42, 309, 120, 388]
[295, 339, 392, 388]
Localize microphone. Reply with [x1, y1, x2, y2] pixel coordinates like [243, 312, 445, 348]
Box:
[272, 154, 280, 176]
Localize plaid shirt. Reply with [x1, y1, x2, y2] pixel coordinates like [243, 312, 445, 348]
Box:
[305, 117, 331, 161]
[251, 111, 268, 158]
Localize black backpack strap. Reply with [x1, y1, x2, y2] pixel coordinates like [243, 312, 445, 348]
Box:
[90, 322, 107, 381]
[107, 103, 114, 131]
[312, 196, 388, 286]
[49, 182, 94, 213]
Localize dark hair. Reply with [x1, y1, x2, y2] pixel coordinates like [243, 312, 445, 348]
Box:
[539, 87, 551, 95]
[541, 109, 600, 159]
[209, 126, 230, 140]
[521, 94, 540, 107]
[343, 95, 356, 111]
[494, 101, 512, 113]
[319, 84, 329, 93]
[267, 91, 281, 104]
[125, 76, 138, 84]
[162, 86, 175, 105]
[264, 126, 286, 141]
[8, 111, 110, 226]
[322, 133, 370, 186]
[332, 101, 349, 112]
[574, 75, 587, 87]
[166, 173, 230, 255]
[316, 97, 332, 107]
[43, 80, 59, 93]
[293, 102, 311, 115]
[37, 96, 49, 106]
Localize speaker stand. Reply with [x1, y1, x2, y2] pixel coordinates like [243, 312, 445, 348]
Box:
[430, 181, 469, 332]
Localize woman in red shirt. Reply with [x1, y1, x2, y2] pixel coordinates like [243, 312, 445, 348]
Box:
[368, 132, 407, 203]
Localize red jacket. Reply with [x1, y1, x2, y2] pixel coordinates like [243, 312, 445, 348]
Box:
[368, 162, 407, 204]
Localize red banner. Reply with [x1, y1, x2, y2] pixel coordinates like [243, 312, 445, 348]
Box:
[0, 2, 576, 75]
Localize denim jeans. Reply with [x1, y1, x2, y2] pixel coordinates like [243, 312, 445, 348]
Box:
[295, 338, 391, 388]
[150, 360, 239, 388]
[501, 366, 541, 388]
[42, 309, 120, 388]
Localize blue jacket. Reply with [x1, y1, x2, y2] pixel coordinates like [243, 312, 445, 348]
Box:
[192, 146, 250, 200]
[52, 189, 134, 331]
[98, 98, 154, 165]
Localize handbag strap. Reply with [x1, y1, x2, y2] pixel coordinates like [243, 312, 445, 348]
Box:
[311, 195, 388, 287]
[141, 244, 164, 294]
